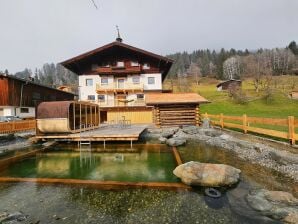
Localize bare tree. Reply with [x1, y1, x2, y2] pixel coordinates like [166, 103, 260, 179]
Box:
[187, 62, 201, 85]
[223, 56, 242, 80]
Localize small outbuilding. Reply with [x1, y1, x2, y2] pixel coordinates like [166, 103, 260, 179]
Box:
[216, 79, 242, 91]
[36, 101, 99, 134]
[290, 90, 298, 100]
[146, 93, 209, 127]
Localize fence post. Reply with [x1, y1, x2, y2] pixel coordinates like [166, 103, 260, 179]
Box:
[220, 113, 224, 128]
[12, 121, 15, 132]
[243, 114, 247, 134]
[288, 116, 295, 145]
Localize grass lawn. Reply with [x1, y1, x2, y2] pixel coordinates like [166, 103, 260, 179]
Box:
[192, 76, 298, 118]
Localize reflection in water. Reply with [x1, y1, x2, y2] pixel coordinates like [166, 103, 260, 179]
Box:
[0, 146, 178, 183]
[179, 141, 297, 197]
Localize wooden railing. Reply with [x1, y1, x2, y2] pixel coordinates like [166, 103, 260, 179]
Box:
[0, 120, 36, 134]
[203, 113, 297, 145]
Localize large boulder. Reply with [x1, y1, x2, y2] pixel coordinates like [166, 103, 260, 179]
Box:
[166, 137, 186, 147]
[246, 189, 298, 223]
[173, 161, 241, 187]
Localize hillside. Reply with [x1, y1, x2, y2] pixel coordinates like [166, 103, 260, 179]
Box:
[164, 76, 298, 118]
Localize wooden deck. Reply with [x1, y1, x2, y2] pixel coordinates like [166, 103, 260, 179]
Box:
[36, 124, 148, 142]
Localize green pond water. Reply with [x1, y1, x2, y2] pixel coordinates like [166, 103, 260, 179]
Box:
[0, 145, 178, 182]
[0, 142, 294, 223]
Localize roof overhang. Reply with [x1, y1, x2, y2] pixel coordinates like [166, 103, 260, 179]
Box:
[60, 41, 173, 81]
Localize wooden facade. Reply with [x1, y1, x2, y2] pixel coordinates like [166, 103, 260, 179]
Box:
[0, 74, 75, 107]
[61, 41, 173, 81]
[153, 104, 200, 127]
[36, 101, 99, 134]
[147, 93, 208, 127]
[104, 107, 153, 124]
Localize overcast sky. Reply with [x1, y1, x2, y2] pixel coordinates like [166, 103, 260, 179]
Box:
[0, 0, 297, 73]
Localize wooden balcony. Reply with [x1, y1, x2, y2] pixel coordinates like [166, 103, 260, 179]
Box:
[86, 99, 146, 107]
[95, 66, 141, 74]
[96, 82, 144, 93]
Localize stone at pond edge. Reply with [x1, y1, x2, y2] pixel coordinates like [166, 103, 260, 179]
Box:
[159, 137, 167, 144]
[246, 189, 298, 223]
[173, 161, 241, 187]
[284, 212, 298, 224]
[166, 137, 186, 147]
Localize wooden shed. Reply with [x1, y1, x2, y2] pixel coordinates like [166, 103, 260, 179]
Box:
[37, 101, 99, 134]
[290, 90, 298, 99]
[216, 79, 242, 91]
[146, 93, 209, 127]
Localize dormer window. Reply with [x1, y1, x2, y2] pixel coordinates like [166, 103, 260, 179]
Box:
[131, 61, 139, 67]
[143, 63, 150, 69]
[116, 61, 124, 67]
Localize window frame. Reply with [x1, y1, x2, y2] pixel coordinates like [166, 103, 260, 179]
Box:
[131, 61, 139, 67]
[87, 95, 96, 101]
[97, 94, 105, 102]
[116, 61, 125, 67]
[132, 76, 140, 84]
[101, 77, 109, 85]
[85, 78, 93, 87]
[136, 94, 144, 100]
[20, 107, 29, 113]
[143, 63, 150, 69]
[148, 77, 155, 85]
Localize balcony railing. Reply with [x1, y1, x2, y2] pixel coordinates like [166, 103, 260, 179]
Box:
[95, 66, 141, 74]
[96, 82, 144, 91]
[86, 99, 146, 107]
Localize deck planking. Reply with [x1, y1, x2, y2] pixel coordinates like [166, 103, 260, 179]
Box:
[36, 124, 148, 142]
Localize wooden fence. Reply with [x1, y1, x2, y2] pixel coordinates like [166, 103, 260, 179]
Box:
[0, 120, 36, 134]
[203, 113, 297, 145]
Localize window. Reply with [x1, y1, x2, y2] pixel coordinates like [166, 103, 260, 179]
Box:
[87, 95, 95, 100]
[132, 76, 140, 84]
[86, 79, 93, 86]
[136, 94, 144, 100]
[148, 77, 155, 85]
[116, 61, 124, 67]
[98, 95, 105, 102]
[101, 77, 108, 85]
[20, 108, 29, 113]
[143, 63, 150, 69]
[131, 61, 139, 67]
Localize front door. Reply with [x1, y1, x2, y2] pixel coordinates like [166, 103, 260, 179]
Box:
[117, 78, 125, 89]
[100, 111, 107, 123]
[115, 94, 126, 106]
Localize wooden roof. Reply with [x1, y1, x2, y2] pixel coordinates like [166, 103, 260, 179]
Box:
[60, 41, 173, 78]
[0, 74, 76, 96]
[216, 79, 242, 88]
[146, 93, 209, 105]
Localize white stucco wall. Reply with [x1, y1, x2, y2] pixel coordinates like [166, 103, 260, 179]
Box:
[0, 107, 15, 116]
[79, 73, 161, 103]
[79, 75, 100, 100]
[141, 73, 162, 90]
[0, 106, 35, 118]
[15, 107, 35, 118]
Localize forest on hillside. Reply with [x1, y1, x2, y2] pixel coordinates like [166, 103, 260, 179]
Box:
[1, 41, 297, 93]
[166, 41, 298, 79]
